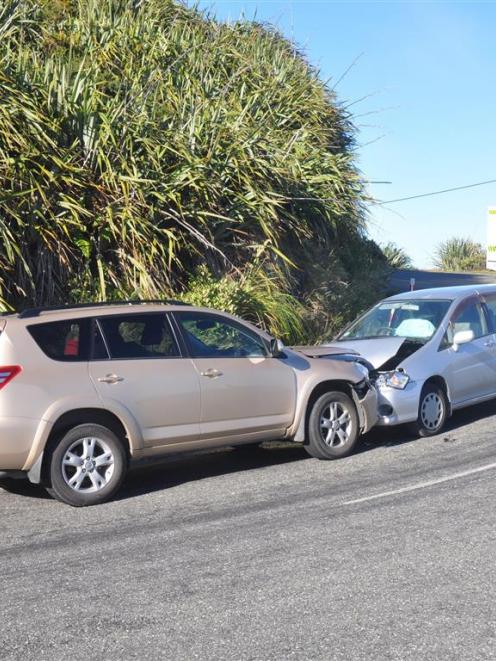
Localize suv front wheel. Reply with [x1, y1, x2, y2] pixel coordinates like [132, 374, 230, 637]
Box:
[46, 424, 127, 507]
[305, 390, 359, 460]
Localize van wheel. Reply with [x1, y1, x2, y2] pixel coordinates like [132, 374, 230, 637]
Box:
[46, 424, 127, 507]
[409, 383, 448, 437]
[305, 391, 359, 460]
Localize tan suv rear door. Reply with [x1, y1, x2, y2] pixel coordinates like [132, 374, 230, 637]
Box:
[174, 312, 297, 443]
[89, 312, 201, 448]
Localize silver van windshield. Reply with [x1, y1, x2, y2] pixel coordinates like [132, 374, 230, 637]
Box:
[339, 299, 452, 342]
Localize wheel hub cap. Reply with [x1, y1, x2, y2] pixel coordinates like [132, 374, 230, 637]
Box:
[421, 393, 444, 430]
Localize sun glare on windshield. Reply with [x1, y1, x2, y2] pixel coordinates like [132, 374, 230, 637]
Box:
[339, 299, 452, 341]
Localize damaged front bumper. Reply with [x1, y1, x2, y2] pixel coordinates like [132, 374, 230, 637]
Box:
[352, 379, 379, 433]
[375, 379, 423, 426]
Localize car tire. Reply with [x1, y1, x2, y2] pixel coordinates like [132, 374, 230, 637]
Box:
[409, 383, 448, 437]
[46, 424, 127, 507]
[304, 391, 359, 460]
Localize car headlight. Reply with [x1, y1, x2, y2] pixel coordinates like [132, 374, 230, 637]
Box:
[376, 370, 410, 390]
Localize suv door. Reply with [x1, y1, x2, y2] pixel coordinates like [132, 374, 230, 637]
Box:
[89, 312, 201, 448]
[174, 311, 297, 443]
[441, 296, 496, 404]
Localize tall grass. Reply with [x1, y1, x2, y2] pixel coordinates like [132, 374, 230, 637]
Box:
[0, 0, 384, 339]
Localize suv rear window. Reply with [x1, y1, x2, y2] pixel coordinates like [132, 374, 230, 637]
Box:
[28, 319, 89, 362]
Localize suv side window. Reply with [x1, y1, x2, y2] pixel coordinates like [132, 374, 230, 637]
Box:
[176, 312, 267, 358]
[28, 319, 90, 362]
[440, 299, 488, 350]
[97, 313, 180, 360]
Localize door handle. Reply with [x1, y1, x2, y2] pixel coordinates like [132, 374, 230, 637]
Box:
[98, 374, 124, 384]
[484, 341, 495, 347]
[200, 368, 223, 379]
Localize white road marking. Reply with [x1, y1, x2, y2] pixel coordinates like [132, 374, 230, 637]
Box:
[344, 461, 496, 506]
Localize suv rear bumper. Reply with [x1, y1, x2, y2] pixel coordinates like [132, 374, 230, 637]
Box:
[0, 417, 41, 470]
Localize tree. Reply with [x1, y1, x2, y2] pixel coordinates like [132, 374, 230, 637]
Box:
[381, 242, 413, 269]
[0, 0, 386, 340]
[433, 237, 486, 272]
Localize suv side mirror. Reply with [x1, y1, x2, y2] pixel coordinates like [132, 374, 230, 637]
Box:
[269, 338, 285, 357]
[453, 329, 474, 351]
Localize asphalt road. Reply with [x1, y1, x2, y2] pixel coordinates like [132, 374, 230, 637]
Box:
[2, 403, 496, 660]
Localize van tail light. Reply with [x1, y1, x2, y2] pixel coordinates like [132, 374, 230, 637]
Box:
[0, 366, 21, 390]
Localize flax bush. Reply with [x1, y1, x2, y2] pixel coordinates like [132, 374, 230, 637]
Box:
[0, 0, 386, 340]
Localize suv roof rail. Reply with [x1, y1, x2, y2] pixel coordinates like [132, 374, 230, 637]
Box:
[18, 299, 189, 319]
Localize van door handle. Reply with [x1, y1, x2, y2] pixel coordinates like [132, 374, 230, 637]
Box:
[200, 369, 223, 379]
[98, 374, 124, 384]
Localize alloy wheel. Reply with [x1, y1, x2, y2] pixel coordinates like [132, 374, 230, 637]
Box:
[62, 437, 115, 493]
[320, 401, 352, 448]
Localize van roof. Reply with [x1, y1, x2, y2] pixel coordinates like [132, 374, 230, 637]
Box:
[384, 283, 496, 302]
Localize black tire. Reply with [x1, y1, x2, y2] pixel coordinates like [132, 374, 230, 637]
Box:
[46, 424, 127, 507]
[304, 390, 359, 460]
[409, 383, 448, 438]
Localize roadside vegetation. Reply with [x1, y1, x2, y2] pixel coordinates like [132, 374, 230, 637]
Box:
[433, 237, 486, 272]
[381, 242, 413, 269]
[0, 0, 389, 342]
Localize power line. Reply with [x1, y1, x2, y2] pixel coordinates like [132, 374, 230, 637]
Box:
[378, 179, 496, 205]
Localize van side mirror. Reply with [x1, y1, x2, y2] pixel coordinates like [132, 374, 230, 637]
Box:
[453, 329, 474, 351]
[269, 338, 285, 357]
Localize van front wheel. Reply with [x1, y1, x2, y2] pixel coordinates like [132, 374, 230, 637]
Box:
[409, 384, 448, 437]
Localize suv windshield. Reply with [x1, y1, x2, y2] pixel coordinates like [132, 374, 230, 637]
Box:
[338, 299, 452, 342]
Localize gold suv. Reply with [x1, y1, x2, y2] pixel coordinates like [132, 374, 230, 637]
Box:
[0, 301, 378, 506]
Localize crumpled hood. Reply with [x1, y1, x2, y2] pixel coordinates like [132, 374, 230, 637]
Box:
[323, 337, 406, 369]
[292, 345, 360, 359]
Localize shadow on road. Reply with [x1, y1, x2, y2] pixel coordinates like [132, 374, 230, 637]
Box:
[0, 479, 51, 500]
[0, 443, 310, 503]
[118, 443, 309, 501]
[2, 398, 496, 503]
[362, 397, 496, 451]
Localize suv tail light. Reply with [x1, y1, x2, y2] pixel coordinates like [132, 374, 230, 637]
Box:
[0, 366, 21, 390]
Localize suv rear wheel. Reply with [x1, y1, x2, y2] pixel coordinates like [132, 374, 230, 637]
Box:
[46, 424, 127, 507]
[305, 391, 359, 460]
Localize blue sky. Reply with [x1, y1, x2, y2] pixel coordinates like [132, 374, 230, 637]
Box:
[193, 0, 496, 268]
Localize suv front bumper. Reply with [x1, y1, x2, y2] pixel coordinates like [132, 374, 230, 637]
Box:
[352, 380, 379, 433]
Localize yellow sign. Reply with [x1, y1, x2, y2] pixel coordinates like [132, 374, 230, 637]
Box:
[487, 208, 496, 269]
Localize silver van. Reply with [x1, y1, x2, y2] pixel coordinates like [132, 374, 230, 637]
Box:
[330, 284, 496, 436]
